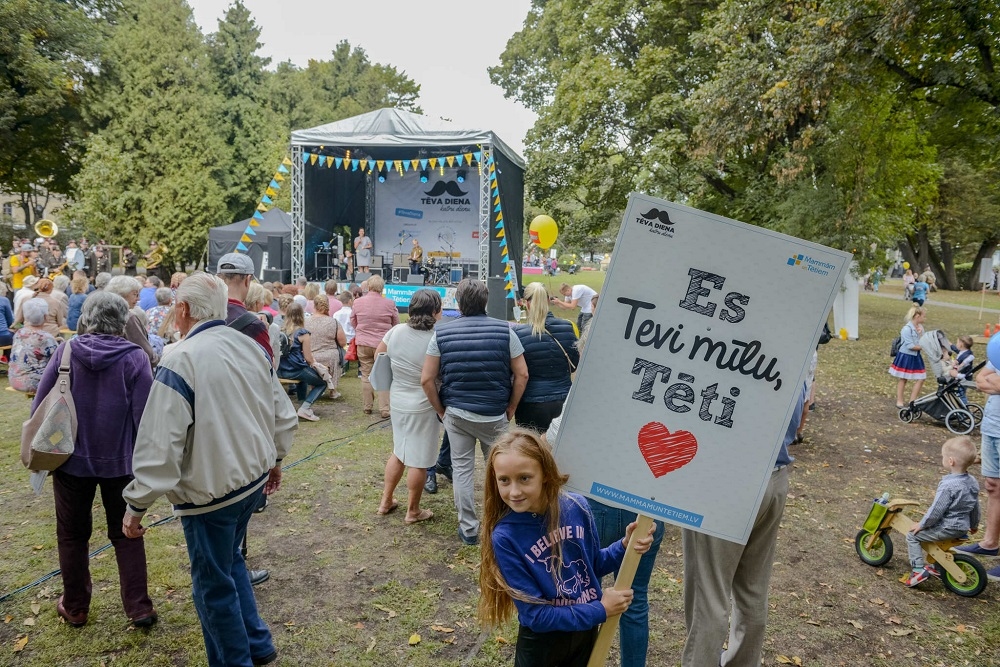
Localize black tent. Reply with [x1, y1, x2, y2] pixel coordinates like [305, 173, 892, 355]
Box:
[208, 208, 291, 277]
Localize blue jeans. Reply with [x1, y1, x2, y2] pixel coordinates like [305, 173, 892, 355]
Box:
[427, 429, 452, 475]
[279, 366, 325, 405]
[586, 499, 665, 667]
[181, 488, 275, 667]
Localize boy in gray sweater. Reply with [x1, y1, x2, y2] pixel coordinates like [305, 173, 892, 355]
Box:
[904, 436, 981, 587]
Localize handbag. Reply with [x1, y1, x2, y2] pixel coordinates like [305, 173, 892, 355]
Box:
[345, 338, 358, 362]
[21, 340, 77, 472]
[370, 351, 393, 391]
[546, 330, 578, 373]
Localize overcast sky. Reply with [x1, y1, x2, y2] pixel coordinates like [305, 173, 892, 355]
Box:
[188, 0, 538, 157]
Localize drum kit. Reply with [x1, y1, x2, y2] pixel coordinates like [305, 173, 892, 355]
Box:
[422, 258, 452, 285]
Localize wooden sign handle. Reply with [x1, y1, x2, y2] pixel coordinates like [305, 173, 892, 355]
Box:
[586, 514, 655, 667]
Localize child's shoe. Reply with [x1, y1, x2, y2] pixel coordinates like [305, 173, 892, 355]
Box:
[923, 564, 940, 578]
[903, 568, 930, 587]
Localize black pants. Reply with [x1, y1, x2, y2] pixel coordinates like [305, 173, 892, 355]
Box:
[515, 625, 598, 667]
[514, 400, 565, 433]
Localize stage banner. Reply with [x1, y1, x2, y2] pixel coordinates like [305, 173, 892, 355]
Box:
[374, 170, 481, 262]
[552, 194, 851, 544]
[382, 284, 458, 310]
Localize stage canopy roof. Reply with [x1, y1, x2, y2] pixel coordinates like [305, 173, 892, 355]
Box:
[290, 107, 525, 168]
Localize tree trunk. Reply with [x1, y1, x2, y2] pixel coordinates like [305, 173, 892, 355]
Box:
[938, 227, 958, 290]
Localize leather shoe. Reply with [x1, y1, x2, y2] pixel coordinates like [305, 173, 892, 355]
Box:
[438, 466, 453, 482]
[132, 611, 158, 628]
[56, 596, 87, 627]
[249, 569, 270, 586]
[253, 649, 278, 666]
[424, 474, 438, 495]
[457, 527, 479, 546]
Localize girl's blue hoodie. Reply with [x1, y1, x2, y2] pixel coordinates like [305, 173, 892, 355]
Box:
[491, 492, 625, 633]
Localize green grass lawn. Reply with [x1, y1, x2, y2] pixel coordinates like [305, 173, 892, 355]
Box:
[1, 271, 999, 666]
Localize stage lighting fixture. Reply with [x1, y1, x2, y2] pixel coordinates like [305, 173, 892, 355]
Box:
[420, 169, 429, 183]
[377, 168, 387, 183]
[456, 169, 467, 183]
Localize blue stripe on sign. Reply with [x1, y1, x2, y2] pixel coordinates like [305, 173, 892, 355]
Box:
[590, 482, 704, 527]
[155, 366, 195, 413]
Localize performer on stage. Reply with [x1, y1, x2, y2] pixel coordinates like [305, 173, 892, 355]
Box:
[354, 229, 372, 274]
[409, 238, 423, 275]
[144, 240, 164, 280]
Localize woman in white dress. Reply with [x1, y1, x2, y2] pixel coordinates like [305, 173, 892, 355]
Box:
[375, 289, 442, 523]
[354, 228, 373, 273]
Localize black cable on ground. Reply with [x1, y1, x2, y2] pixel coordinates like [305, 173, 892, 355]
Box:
[0, 418, 390, 604]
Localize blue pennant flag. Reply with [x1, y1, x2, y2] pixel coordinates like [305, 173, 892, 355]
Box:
[236, 241, 248, 251]
[495, 221, 504, 229]
[420, 159, 428, 170]
[246, 227, 256, 236]
[403, 161, 410, 171]
[261, 195, 273, 205]
[487, 155, 495, 165]
[499, 238, 507, 248]
[269, 179, 279, 190]
[278, 164, 289, 174]
[302, 153, 310, 163]
[494, 204, 502, 212]
[351, 160, 359, 171]
[387, 160, 395, 171]
[335, 158, 343, 169]
[456, 154, 464, 166]
[473, 151, 481, 163]
[253, 211, 264, 220]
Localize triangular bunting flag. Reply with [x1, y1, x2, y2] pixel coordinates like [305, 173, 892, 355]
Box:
[494, 204, 502, 212]
[420, 159, 428, 170]
[465, 152, 473, 164]
[387, 160, 395, 171]
[326, 156, 333, 168]
[274, 173, 285, 182]
[403, 160, 410, 171]
[249, 219, 260, 227]
[446, 156, 455, 167]
[344, 158, 350, 170]
[309, 154, 318, 165]
[502, 247, 508, 257]
[253, 211, 264, 220]
[269, 179, 279, 189]
[497, 228, 505, 238]
[499, 238, 507, 248]
[495, 221, 504, 229]
[262, 195, 273, 205]
[412, 160, 420, 171]
[429, 158, 438, 169]
[281, 157, 292, 167]
[257, 203, 268, 213]
[265, 187, 276, 197]
[360, 159, 368, 172]
[456, 154, 464, 166]
[302, 153, 310, 163]
[473, 151, 482, 163]
[278, 164, 290, 174]
[496, 213, 503, 222]
[335, 158, 343, 169]
[376, 160, 385, 171]
[493, 195, 500, 205]
[241, 234, 252, 243]
[246, 227, 256, 236]
[352, 160, 359, 171]
[236, 241, 248, 251]
[506, 282, 513, 291]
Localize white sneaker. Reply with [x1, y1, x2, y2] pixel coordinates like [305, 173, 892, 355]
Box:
[297, 408, 320, 422]
[328, 390, 342, 400]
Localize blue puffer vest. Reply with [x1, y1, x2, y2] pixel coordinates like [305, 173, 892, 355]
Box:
[437, 315, 512, 415]
[513, 313, 579, 403]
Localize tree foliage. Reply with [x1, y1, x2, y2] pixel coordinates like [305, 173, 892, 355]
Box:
[495, 0, 1000, 285]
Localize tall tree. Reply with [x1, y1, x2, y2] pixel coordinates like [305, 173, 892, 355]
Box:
[70, 0, 230, 266]
[0, 0, 110, 222]
[209, 0, 284, 223]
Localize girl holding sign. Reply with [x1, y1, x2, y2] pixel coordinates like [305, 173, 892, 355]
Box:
[889, 306, 927, 409]
[478, 429, 654, 666]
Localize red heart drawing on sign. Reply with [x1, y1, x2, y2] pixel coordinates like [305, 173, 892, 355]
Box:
[637, 422, 698, 478]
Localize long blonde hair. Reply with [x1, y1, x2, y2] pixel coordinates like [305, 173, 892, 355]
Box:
[522, 282, 550, 336]
[478, 428, 569, 628]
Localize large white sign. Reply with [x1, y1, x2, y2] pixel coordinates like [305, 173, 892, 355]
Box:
[552, 194, 851, 543]
[373, 170, 481, 262]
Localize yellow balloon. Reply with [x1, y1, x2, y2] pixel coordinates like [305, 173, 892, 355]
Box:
[902, 261, 910, 269]
[529, 215, 559, 250]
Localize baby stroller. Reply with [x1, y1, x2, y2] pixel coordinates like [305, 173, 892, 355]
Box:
[898, 360, 986, 434]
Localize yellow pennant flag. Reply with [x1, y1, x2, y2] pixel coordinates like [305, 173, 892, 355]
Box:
[274, 172, 285, 182]
[360, 159, 369, 172]
[502, 246, 508, 257]
[489, 162, 496, 173]
[429, 158, 438, 169]
[496, 213, 503, 222]
[497, 228, 505, 238]
[325, 156, 333, 168]
[281, 157, 292, 166]
[265, 187, 276, 197]
[241, 233, 252, 243]
[257, 203, 268, 213]
[493, 195, 500, 205]
[249, 219, 260, 227]
[464, 153, 473, 164]
[376, 160, 385, 171]
[446, 156, 455, 167]
[505, 282, 513, 291]
[309, 154, 318, 165]
[411, 160, 419, 171]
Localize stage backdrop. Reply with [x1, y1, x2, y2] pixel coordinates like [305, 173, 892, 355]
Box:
[373, 170, 481, 262]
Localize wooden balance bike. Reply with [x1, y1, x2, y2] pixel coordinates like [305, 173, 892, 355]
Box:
[854, 496, 988, 597]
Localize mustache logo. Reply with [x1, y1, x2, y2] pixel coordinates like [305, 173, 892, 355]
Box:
[424, 181, 468, 197]
[641, 208, 674, 225]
